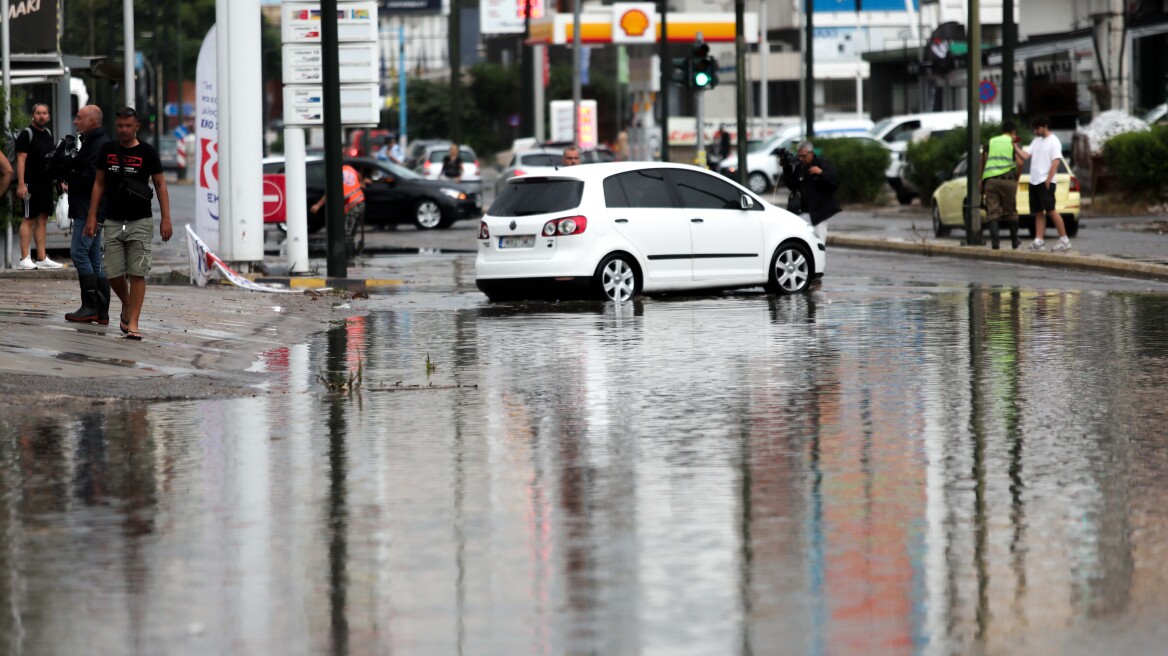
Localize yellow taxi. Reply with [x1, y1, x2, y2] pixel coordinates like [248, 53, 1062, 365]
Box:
[931, 154, 1081, 238]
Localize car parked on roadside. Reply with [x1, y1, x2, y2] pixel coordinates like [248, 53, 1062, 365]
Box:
[475, 162, 825, 302]
[717, 119, 874, 194]
[262, 156, 482, 231]
[931, 153, 1081, 239]
[497, 149, 564, 195]
[403, 138, 449, 169]
[417, 145, 481, 187]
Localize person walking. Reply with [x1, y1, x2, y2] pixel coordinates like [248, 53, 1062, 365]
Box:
[1020, 115, 1071, 252]
[979, 120, 1025, 250]
[15, 103, 64, 270]
[779, 140, 840, 243]
[64, 105, 113, 324]
[440, 144, 463, 182]
[83, 107, 172, 341]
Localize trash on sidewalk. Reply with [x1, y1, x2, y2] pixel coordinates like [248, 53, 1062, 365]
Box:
[186, 224, 325, 293]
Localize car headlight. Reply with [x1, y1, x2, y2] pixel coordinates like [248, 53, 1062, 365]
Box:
[439, 188, 467, 200]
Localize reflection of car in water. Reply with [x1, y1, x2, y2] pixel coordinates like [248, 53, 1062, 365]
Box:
[262, 156, 482, 232]
[476, 162, 825, 303]
[931, 153, 1081, 238]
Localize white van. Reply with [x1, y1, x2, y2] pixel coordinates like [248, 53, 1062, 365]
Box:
[717, 118, 874, 194]
[870, 110, 1000, 203]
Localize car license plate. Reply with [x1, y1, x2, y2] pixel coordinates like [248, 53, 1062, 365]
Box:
[499, 235, 535, 249]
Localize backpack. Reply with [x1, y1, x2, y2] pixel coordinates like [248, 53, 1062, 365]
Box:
[2, 127, 33, 165]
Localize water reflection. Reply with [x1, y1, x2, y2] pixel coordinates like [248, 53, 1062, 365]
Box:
[1, 286, 1167, 653]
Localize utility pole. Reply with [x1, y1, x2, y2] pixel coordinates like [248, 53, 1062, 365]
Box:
[124, 0, 135, 108]
[735, 0, 747, 186]
[658, 0, 669, 161]
[153, 4, 162, 147]
[804, 0, 814, 138]
[572, 0, 582, 144]
[965, 0, 982, 245]
[521, 0, 534, 137]
[322, 0, 346, 277]
[450, 0, 462, 143]
[1002, 0, 1015, 123]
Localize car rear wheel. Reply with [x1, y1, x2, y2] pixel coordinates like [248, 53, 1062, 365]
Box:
[932, 203, 951, 237]
[765, 243, 812, 295]
[414, 200, 443, 230]
[1064, 214, 1079, 237]
[748, 171, 770, 194]
[593, 254, 638, 302]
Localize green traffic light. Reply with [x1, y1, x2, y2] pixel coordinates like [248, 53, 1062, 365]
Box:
[694, 72, 711, 87]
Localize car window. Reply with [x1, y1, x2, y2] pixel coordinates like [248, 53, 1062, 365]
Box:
[603, 176, 628, 206]
[606, 169, 676, 208]
[669, 169, 750, 210]
[305, 161, 325, 187]
[886, 120, 921, 142]
[591, 149, 616, 163]
[262, 161, 284, 174]
[489, 179, 585, 217]
[519, 153, 559, 167]
[953, 158, 967, 177]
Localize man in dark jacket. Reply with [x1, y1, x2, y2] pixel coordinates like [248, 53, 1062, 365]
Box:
[779, 140, 840, 243]
[64, 105, 113, 324]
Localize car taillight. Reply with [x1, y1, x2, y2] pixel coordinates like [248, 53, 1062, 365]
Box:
[478, 221, 490, 239]
[541, 215, 587, 237]
[348, 147, 358, 157]
[1069, 176, 1080, 192]
[513, 168, 526, 177]
[423, 161, 431, 174]
[474, 159, 480, 168]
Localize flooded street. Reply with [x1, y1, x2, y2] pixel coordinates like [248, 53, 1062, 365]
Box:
[4, 252, 1168, 654]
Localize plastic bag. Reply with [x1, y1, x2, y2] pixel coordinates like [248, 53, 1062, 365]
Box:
[55, 195, 70, 230]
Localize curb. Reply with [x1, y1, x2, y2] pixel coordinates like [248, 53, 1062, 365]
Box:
[250, 277, 405, 291]
[829, 235, 1168, 282]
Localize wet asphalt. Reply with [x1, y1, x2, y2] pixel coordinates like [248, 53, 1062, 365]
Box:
[1, 183, 1168, 654]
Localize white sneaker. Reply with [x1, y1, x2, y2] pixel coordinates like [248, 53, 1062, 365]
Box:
[17, 257, 37, 270]
[34, 257, 63, 269]
[1026, 241, 1046, 252]
[1051, 240, 1072, 253]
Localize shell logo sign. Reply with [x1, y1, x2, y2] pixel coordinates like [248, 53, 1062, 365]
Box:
[612, 3, 656, 44]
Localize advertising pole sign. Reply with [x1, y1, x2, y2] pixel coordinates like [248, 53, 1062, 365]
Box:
[281, 2, 380, 127]
[194, 26, 220, 250]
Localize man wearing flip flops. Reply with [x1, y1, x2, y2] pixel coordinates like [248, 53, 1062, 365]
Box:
[83, 107, 172, 341]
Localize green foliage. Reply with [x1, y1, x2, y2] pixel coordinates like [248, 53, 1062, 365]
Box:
[904, 122, 1029, 201]
[401, 63, 523, 162]
[1103, 125, 1168, 198]
[2, 88, 32, 227]
[815, 137, 891, 204]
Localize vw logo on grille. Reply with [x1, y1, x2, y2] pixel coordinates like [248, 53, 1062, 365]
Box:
[509, 221, 517, 231]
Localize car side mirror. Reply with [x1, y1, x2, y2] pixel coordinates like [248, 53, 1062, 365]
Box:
[740, 194, 755, 210]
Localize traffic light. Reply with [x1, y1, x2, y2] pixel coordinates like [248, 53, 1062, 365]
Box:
[690, 42, 719, 91]
[671, 57, 692, 89]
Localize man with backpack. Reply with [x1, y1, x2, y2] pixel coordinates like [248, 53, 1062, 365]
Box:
[15, 103, 64, 269]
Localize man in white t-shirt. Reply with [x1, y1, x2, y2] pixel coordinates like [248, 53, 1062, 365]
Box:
[1019, 115, 1070, 252]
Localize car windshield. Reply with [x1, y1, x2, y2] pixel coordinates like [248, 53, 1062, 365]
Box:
[748, 135, 785, 154]
[519, 153, 560, 167]
[377, 161, 423, 180]
[430, 148, 475, 163]
[489, 179, 584, 217]
[870, 118, 896, 138]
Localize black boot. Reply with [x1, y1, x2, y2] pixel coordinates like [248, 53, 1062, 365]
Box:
[96, 276, 111, 325]
[988, 220, 1001, 250]
[65, 274, 101, 323]
[1008, 221, 1021, 249]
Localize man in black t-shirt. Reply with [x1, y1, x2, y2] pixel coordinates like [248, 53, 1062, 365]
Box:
[15, 103, 63, 269]
[84, 107, 172, 342]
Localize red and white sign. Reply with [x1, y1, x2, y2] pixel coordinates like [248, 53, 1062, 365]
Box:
[263, 174, 287, 224]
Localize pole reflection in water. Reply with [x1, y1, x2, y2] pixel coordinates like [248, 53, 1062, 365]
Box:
[324, 323, 350, 656]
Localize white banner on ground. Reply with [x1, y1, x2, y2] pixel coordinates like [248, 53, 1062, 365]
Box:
[195, 26, 220, 251]
[186, 225, 313, 293]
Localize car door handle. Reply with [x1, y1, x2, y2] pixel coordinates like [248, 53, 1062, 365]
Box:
[614, 218, 629, 224]
[691, 218, 704, 223]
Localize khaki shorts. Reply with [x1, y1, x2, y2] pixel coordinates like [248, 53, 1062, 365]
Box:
[103, 218, 154, 278]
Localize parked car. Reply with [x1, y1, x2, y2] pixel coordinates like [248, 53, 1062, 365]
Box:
[157, 136, 181, 173]
[869, 110, 1000, 204]
[404, 138, 449, 169]
[717, 119, 874, 194]
[497, 149, 564, 194]
[262, 156, 482, 231]
[475, 162, 825, 302]
[931, 153, 1081, 239]
[418, 145, 481, 187]
[346, 128, 392, 158]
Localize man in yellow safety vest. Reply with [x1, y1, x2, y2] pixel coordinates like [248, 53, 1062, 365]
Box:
[980, 121, 1025, 250]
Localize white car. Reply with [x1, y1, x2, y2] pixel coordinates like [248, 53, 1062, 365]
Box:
[475, 162, 825, 302]
[718, 119, 874, 194]
[419, 145, 481, 186]
[496, 149, 564, 195]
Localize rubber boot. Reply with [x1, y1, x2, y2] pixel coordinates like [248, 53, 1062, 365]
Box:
[988, 220, 1001, 250]
[65, 274, 101, 323]
[1008, 221, 1021, 250]
[96, 276, 111, 325]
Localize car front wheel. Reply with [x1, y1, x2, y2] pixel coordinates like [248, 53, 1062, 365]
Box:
[747, 171, 770, 194]
[765, 243, 812, 295]
[593, 254, 638, 302]
[933, 203, 951, 237]
[414, 200, 444, 230]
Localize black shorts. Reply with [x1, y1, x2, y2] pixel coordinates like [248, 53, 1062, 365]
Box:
[24, 182, 54, 218]
[1028, 182, 1057, 213]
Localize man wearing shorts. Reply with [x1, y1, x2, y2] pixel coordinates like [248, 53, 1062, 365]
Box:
[1020, 115, 1070, 252]
[83, 107, 172, 341]
[15, 103, 64, 269]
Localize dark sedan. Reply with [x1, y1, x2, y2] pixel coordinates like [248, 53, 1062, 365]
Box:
[265, 156, 482, 231]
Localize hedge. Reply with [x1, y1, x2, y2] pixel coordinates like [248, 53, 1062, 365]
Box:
[904, 122, 1030, 201]
[814, 137, 890, 204]
[1103, 125, 1168, 198]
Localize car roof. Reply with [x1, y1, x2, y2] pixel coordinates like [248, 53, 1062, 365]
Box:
[506, 161, 739, 183]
